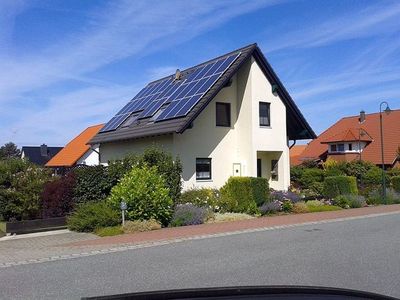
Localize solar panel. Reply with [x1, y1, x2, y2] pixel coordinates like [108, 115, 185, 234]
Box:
[99, 52, 240, 133]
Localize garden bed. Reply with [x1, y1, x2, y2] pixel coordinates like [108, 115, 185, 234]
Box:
[1, 217, 67, 234]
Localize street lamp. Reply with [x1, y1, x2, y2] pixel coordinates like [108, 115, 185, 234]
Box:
[358, 110, 366, 162]
[379, 101, 391, 203]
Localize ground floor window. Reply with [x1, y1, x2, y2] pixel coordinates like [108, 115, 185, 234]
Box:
[271, 159, 278, 181]
[196, 158, 211, 180]
[257, 159, 262, 177]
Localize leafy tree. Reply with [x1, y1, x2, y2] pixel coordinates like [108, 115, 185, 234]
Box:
[0, 142, 21, 160]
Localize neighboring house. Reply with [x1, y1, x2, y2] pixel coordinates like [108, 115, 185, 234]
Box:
[21, 145, 63, 166]
[90, 44, 315, 190]
[46, 124, 104, 169]
[289, 145, 307, 166]
[297, 110, 400, 168]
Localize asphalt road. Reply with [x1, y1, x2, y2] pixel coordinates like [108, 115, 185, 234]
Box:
[1, 213, 399, 300]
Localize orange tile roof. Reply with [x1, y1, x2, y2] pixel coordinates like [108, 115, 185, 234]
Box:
[321, 128, 373, 144]
[299, 109, 400, 166]
[290, 145, 307, 166]
[46, 124, 104, 167]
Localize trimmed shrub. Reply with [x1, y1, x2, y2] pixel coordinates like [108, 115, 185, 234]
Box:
[178, 188, 220, 210]
[123, 219, 161, 233]
[41, 172, 76, 218]
[292, 201, 309, 214]
[170, 204, 209, 227]
[107, 165, 173, 225]
[392, 176, 400, 193]
[219, 177, 269, 214]
[290, 166, 304, 184]
[259, 201, 282, 215]
[388, 168, 400, 178]
[299, 168, 324, 187]
[73, 165, 114, 204]
[206, 212, 254, 223]
[95, 226, 123, 237]
[67, 202, 120, 232]
[323, 176, 358, 199]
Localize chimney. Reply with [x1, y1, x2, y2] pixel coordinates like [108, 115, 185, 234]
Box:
[40, 144, 48, 157]
[174, 69, 181, 81]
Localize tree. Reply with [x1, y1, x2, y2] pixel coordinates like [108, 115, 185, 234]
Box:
[0, 142, 21, 160]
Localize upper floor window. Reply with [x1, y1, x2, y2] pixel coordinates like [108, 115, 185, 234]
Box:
[337, 143, 345, 152]
[348, 143, 353, 151]
[259, 102, 270, 127]
[216, 102, 231, 127]
[330, 143, 345, 152]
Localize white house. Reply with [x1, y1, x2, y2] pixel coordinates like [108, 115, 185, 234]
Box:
[90, 44, 315, 190]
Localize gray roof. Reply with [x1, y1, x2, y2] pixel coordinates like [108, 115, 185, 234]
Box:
[21, 146, 63, 166]
[90, 43, 315, 144]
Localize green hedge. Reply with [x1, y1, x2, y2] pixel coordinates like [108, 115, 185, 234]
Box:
[323, 176, 358, 199]
[219, 177, 269, 214]
[392, 176, 400, 193]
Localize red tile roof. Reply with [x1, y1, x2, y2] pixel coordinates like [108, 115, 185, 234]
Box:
[299, 109, 400, 166]
[321, 128, 373, 144]
[46, 124, 104, 167]
[290, 145, 307, 166]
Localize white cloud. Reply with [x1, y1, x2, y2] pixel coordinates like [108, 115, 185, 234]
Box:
[0, 0, 285, 145]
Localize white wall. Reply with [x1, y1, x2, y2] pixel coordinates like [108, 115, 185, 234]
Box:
[100, 135, 174, 163]
[77, 145, 100, 166]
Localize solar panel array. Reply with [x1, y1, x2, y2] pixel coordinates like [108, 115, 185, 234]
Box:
[100, 52, 240, 133]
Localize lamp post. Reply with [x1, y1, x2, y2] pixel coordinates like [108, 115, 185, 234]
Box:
[379, 101, 391, 203]
[358, 110, 366, 162]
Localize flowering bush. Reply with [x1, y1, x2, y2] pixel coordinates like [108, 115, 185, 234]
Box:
[270, 190, 301, 203]
[170, 203, 209, 227]
[178, 188, 220, 211]
[259, 201, 282, 215]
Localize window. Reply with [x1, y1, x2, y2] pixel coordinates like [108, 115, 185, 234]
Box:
[121, 113, 139, 128]
[330, 144, 337, 152]
[257, 159, 262, 177]
[348, 143, 352, 151]
[196, 158, 211, 180]
[271, 159, 278, 181]
[338, 144, 345, 152]
[259, 102, 270, 126]
[216, 102, 231, 127]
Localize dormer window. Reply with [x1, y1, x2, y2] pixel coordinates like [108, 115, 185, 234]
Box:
[121, 113, 139, 128]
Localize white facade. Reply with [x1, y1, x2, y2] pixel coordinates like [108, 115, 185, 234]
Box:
[77, 145, 101, 166]
[100, 56, 291, 191]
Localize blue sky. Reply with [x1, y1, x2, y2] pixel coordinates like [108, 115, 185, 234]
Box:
[0, 0, 399, 146]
